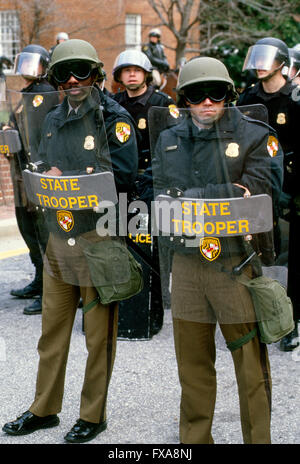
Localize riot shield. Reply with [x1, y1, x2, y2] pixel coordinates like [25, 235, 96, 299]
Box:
[149, 104, 283, 323]
[5, 86, 125, 289]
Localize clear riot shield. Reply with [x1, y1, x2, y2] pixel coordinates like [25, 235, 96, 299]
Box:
[7, 86, 121, 288]
[149, 104, 282, 324]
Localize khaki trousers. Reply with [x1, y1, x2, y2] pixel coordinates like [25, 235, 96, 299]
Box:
[29, 271, 118, 423]
[173, 318, 272, 444]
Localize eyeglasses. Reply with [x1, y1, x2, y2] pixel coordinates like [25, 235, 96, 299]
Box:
[52, 61, 94, 83]
[183, 83, 228, 104]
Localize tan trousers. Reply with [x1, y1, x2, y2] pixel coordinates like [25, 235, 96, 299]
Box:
[29, 271, 118, 423]
[173, 319, 272, 444]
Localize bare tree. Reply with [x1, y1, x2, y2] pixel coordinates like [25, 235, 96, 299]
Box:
[147, 0, 300, 66]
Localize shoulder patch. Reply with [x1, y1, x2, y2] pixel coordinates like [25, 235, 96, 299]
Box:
[115, 122, 131, 143]
[169, 104, 179, 119]
[32, 95, 44, 107]
[267, 135, 278, 157]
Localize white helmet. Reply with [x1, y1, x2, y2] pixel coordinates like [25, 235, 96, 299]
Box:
[112, 49, 152, 82]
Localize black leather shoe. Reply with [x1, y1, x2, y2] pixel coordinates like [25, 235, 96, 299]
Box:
[2, 411, 59, 436]
[23, 298, 42, 315]
[279, 324, 299, 352]
[10, 282, 41, 299]
[64, 419, 107, 443]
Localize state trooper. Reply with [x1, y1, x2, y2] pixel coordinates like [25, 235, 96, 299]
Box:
[151, 57, 283, 443]
[2, 39, 138, 443]
[288, 45, 300, 84]
[5, 44, 58, 315]
[237, 37, 300, 351]
[112, 49, 176, 327]
[142, 28, 170, 87]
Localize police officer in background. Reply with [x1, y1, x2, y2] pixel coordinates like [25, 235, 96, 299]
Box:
[151, 56, 283, 443]
[2, 39, 138, 443]
[49, 31, 69, 57]
[112, 49, 176, 325]
[237, 37, 300, 351]
[6, 44, 58, 315]
[288, 45, 300, 84]
[142, 28, 170, 88]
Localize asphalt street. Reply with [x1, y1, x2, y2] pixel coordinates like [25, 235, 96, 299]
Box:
[0, 222, 299, 449]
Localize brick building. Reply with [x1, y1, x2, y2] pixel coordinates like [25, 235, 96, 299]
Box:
[0, 0, 180, 205]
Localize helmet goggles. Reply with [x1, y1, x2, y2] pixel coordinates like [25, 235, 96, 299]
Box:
[182, 82, 228, 104]
[52, 60, 95, 83]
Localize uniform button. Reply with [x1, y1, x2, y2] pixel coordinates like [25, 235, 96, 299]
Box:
[68, 238, 76, 246]
[194, 170, 199, 175]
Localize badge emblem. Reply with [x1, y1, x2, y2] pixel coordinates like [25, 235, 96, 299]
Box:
[138, 118, 147, 129]
[32, 95, 44, 107]
[115, 122, 131, 143]
[168, 104, 179, 119]
[225, 142, 239, 158]
[200, 237, 221, 261]
[267, 135, 279, 157]
[84, 135, 95, 150]
[57, 210, 74, 232]
[277, 113, 286, 124]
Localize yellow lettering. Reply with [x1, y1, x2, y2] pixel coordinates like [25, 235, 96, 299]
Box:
[87, 195, 98, 208]
[139, 234, 146, 243]
[208, 202, 218, 216]
[77, 196, 88, 208]
[53, 179, 63, 191]
[215, 222, 226, 235]
[70, 178, 80, 191]
[43, 195, 50, 207]
[182, 220, 192, 234]
[59, 197, 68, 208]
[182, 202, 191, 215]
[192, 221, 203, 234]
[227, 221, 238, 234]
[220, 202, 230, 216]
[40, 178, 47, 189]
[200, 202, 211, 216]
[238, 220, 249, 233]
[50, 197, 59, 208]
[68, 197, 78, 209]
[172, 219, 181, 233]
[204, 222, 215, 234]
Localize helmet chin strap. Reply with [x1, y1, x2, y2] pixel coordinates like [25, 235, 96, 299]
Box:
[123, 78, 147, 92]
[257, 62, 285, 82]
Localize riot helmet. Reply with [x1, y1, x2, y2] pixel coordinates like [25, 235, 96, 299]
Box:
[288, 47, 300, 80]
[176, 57, 238, 106]
[242, 37, 289, 79]
[149, 28, 161, 39]
[56, 32, 69, 43]
[48, 39, 104, 85]
[112, 49, 152, 83]
[14, 44, 50, 80]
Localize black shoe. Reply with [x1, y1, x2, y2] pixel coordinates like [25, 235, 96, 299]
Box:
[279, 324, 299, 352]
[64, 419, 107, 443]
[2, 410, 59, 436]
[10, 282, 41, 299]
[23, 298, 42, 315]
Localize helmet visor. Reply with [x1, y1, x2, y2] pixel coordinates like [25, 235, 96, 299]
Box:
[52, 60, 94, 83]
[183, 82, 228, 104]
[242, 44, 279, 71]
[14, 52, 45, 78]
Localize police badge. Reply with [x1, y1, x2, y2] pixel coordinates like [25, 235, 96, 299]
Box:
[84, 135, 95, 150]
[276, 113, 286, 124]
[200, 237, 221, 261]
[225, 142, 239, 158]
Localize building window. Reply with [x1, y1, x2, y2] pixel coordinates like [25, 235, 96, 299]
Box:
[125, 14, 141, 50]
[0, 10, 20, 67]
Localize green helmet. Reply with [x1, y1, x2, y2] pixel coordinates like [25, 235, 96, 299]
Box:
[49, 39, 103, 69]
[177, 57, 237, 102]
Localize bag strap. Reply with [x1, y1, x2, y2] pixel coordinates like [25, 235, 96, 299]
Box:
[82, 297, 100, 314]
[226, 328, 257, 351]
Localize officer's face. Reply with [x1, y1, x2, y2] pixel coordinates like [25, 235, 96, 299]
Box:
[60, 73, 94, 104]
[120, 66, 146, 90]
[256, 59, 281, 79]
[187, 97, 225, 127]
